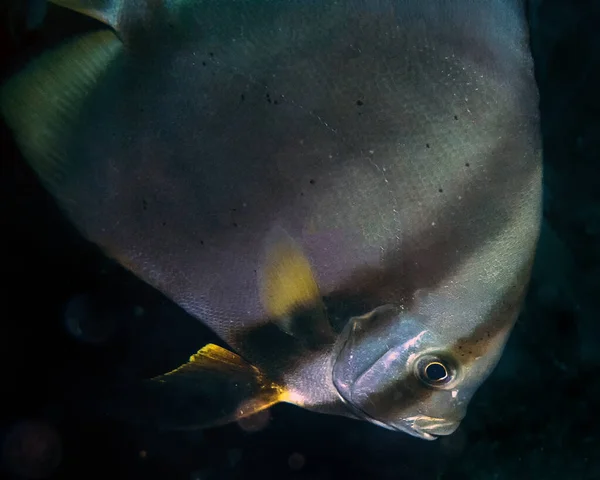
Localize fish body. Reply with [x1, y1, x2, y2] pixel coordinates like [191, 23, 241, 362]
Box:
[1, 0, 542, 440]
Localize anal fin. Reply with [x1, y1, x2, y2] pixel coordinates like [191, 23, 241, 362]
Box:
[121, 344, 287, 431]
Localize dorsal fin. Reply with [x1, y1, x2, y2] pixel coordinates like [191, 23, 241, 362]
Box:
[50, 0, 124, 30]
[1, 29, 122, 192]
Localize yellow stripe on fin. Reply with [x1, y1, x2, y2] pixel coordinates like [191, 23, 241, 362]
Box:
[159, 343, 270, 378]
[1, 30, 122, 192]
[259, 230, 323, 320]
[146, 344, 288, 430]
[259, 230, 334, 345]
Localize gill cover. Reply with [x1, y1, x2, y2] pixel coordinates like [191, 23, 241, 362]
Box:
[332, 305, 466, 440]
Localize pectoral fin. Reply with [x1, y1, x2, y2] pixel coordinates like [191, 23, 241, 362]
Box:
[259, 229, 334, 346]
[120, 344, 287, 430]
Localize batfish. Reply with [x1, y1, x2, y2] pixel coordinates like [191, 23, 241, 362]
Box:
[1, 0, 542, 440]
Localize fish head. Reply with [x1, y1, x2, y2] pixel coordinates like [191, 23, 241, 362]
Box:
[331, 297, 521, 440]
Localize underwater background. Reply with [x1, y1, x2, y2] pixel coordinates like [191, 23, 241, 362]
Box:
[0, 1, 598, 479]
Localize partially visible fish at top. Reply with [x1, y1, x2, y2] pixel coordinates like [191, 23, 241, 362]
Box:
[1, 0, 542, 440]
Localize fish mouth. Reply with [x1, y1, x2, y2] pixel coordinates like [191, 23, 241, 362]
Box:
[403, 427, 437, 441]
[340, 400, 458, 441]
[367, 417, 437, 440]
[358, 413, 459, 441]
[401, 416, 460, 440]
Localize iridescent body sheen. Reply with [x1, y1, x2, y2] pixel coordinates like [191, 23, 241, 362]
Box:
[1, 0, 541, 439]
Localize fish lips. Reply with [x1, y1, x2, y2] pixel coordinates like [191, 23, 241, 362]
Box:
[359, 413, 460, 440]
[388, 416, 460, 440]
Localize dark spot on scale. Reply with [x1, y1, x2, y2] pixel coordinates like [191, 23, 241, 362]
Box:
[309, 179, 316, 185]
[454, 115, 458, 120]
[142, 199, 148, 211]
[266, 93, 272, 104]
[274, 99, 279, 105]
[426, 143, 430, 148]
[356, 100, 364, 106]
[232, 222, 238, 228]
[231, 208, 237, 213]
[202, 61, 206, 66]
[300, 192, 305, 196]
[162, 221, 166, 227]
[465, 162, 470, 167]
[209, 52, 214, 57]
[200, 240, 205, 245]
[438, 188, 443, 193]
[240, 94, 245, 102]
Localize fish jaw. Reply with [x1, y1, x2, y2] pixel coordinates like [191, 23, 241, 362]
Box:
[327, 365, 461, 441]
[356, 413, 459, 441]
[407, 416, 460, 438]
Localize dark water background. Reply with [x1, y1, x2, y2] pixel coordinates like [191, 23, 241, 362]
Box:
[0, 1, 598, 479]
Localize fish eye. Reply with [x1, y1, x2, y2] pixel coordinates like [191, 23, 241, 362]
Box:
[415, 354, 456, 388]
[424, 362, 447, 382]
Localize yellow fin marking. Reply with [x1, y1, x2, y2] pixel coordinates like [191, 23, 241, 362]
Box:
[158, 343, 266, 378]
[149, 344, 287, 429]
[259, 233, 323, 320]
